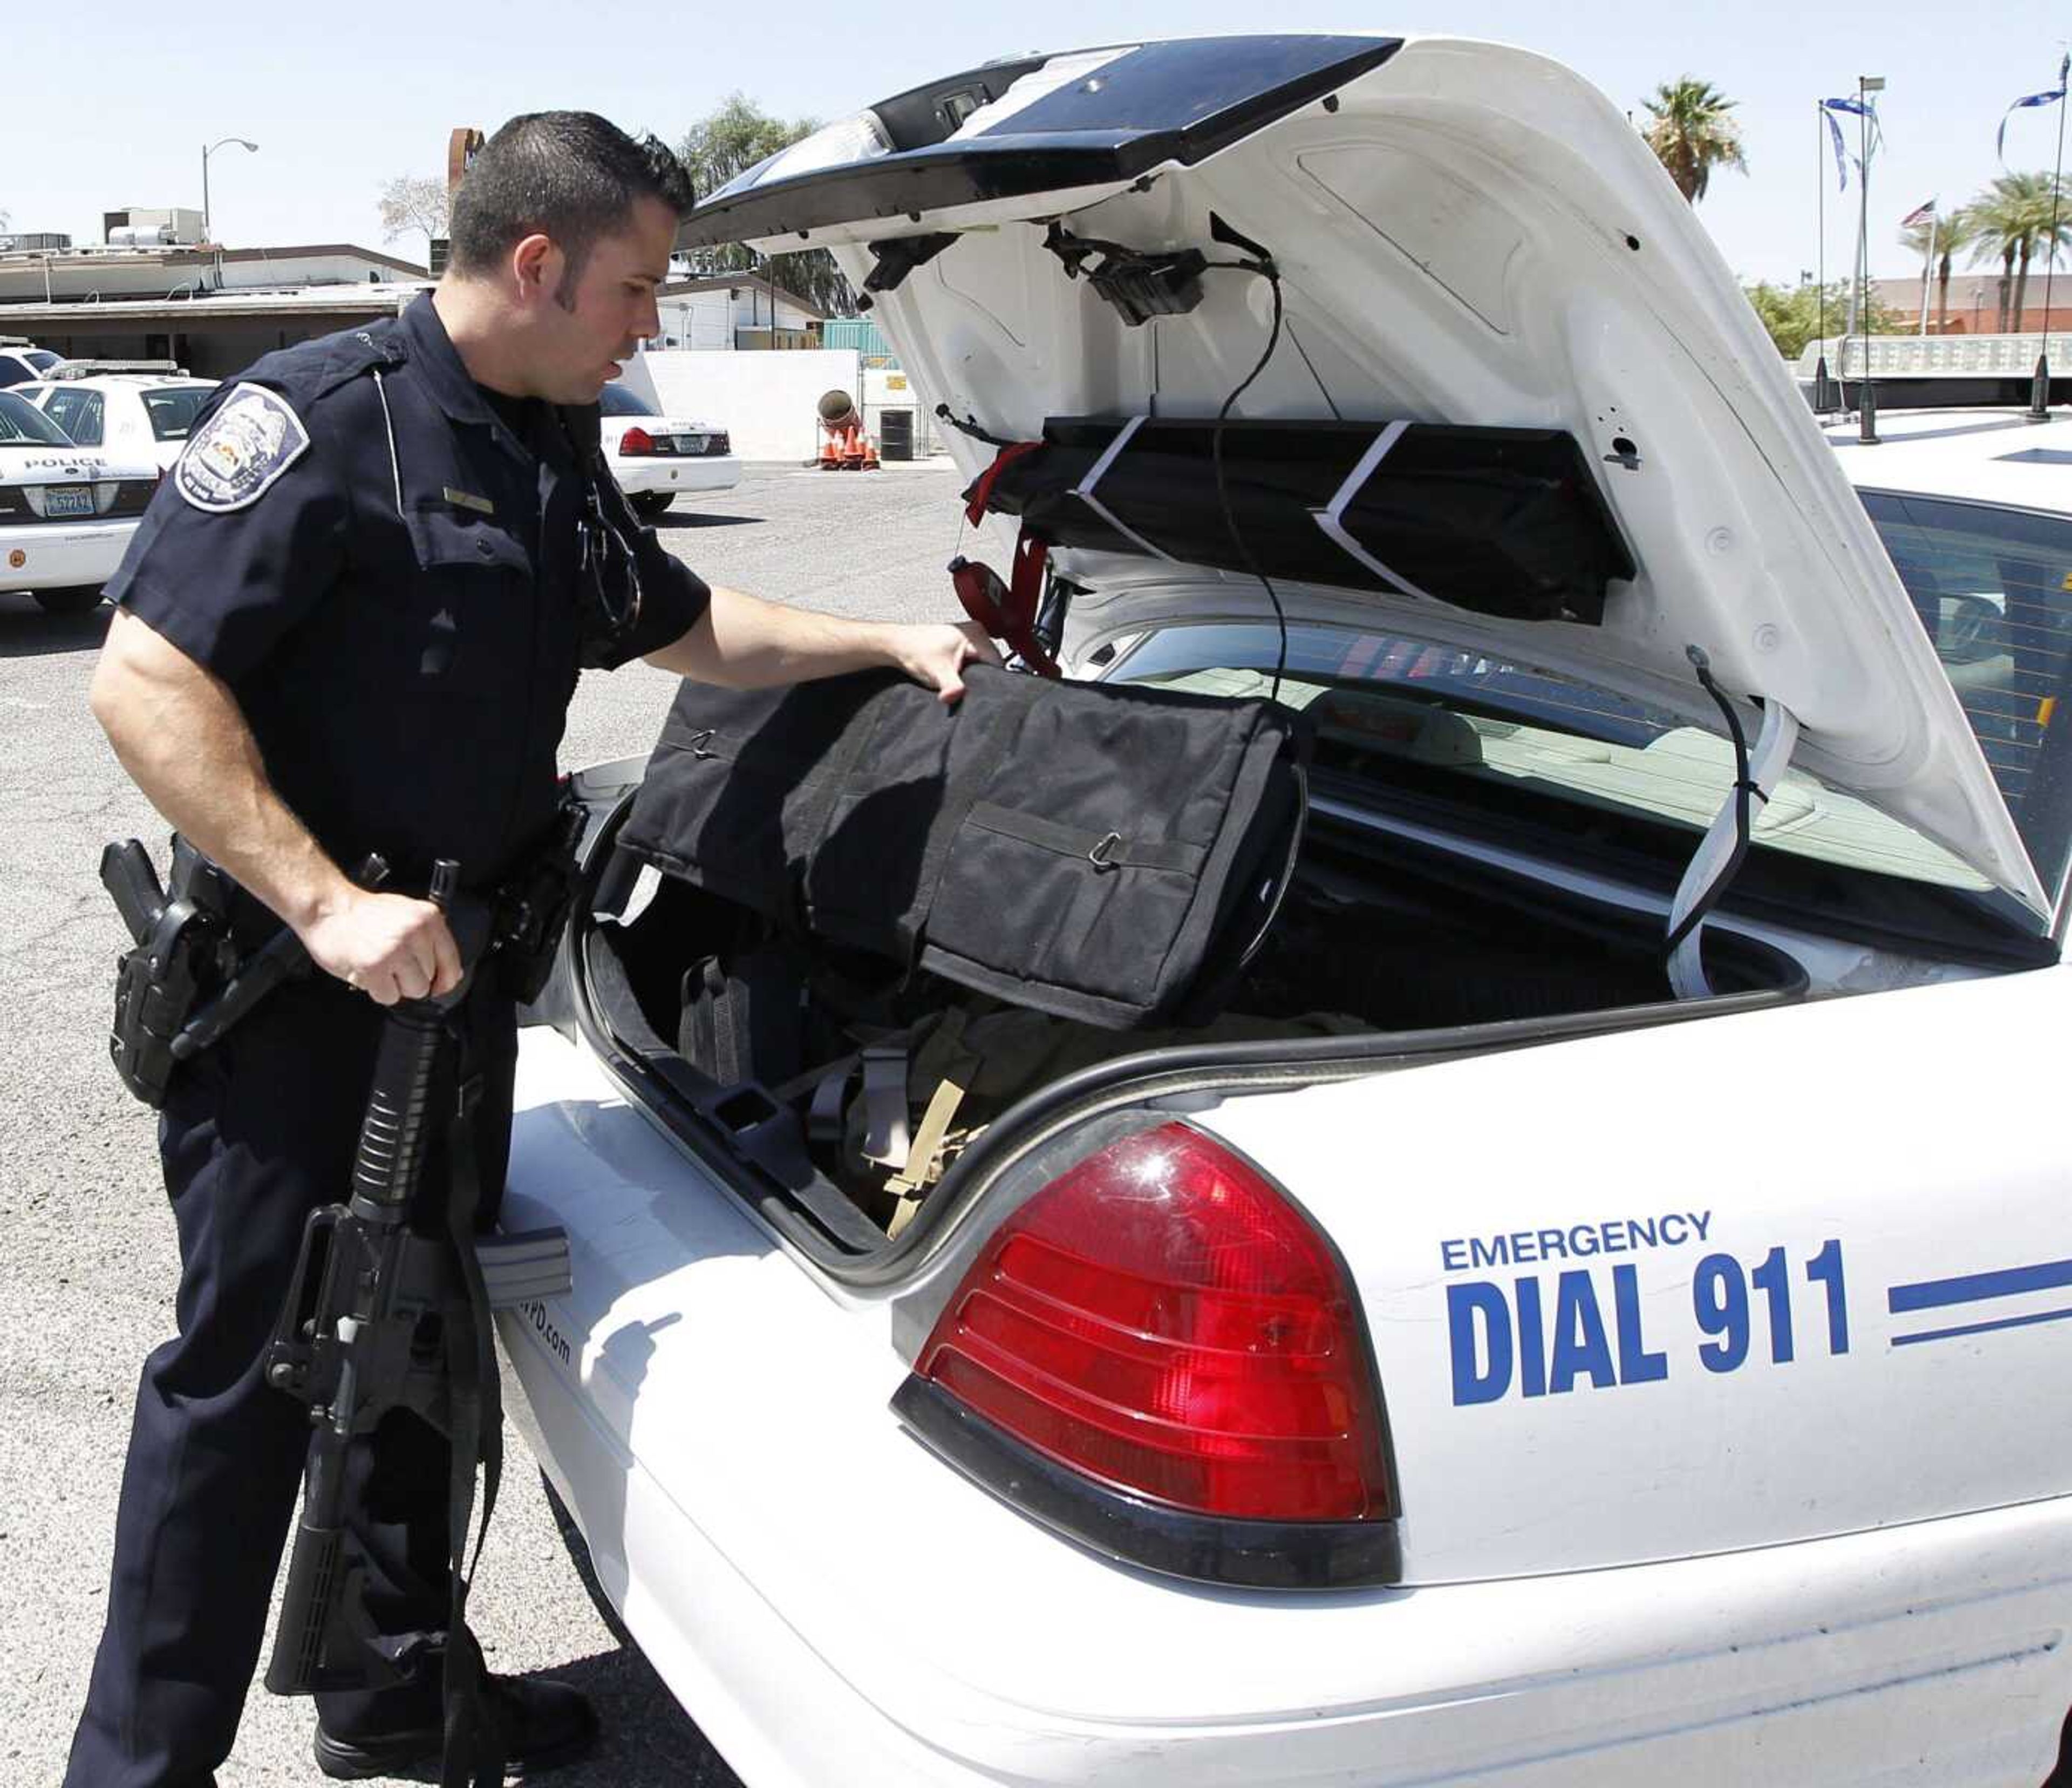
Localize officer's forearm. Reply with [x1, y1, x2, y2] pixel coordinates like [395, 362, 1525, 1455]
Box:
[90, 610, 353, 932]
[644, 584, 897, 689]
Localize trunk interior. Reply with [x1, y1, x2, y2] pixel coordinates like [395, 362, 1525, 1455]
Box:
[577, 792, 1804, 1254]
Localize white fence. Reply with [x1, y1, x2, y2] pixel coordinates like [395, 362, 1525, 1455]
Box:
[1797, 332, 2072, 378]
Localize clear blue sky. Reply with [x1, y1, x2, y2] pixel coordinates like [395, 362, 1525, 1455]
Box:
[7, 0, 2068, 287]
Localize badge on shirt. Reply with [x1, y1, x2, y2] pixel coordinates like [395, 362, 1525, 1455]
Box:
[173, 383, 311, 513]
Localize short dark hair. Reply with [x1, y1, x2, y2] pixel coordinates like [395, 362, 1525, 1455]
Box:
[448, 112, 695, 304]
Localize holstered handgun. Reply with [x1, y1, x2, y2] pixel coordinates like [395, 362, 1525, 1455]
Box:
[491, 797, 587, 1003]
[101, 840, 385, 1107]
[102, 840, 236, 1107]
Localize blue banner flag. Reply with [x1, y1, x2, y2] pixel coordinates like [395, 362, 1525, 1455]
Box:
[1998, 57, 2071, 163]
[1821, 96, 1882, 191]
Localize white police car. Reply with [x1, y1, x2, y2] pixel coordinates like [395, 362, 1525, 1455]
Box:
[0, 344, 61, 387]
[16, 372, 220, 474]
[600, 380, 739, 519]
[495, 36, 2072, 1786]
[0, 387, 158, 614]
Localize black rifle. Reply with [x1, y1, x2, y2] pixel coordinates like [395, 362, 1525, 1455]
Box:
[261, 820, 584, 1786]
[262, 861, 496, 1696]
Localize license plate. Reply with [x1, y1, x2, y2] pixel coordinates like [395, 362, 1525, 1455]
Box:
[675, 435, 707, 455]
[42, 485, 94, 518]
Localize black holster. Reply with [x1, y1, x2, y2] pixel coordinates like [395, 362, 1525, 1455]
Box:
[490, 798, 587, 1004]
[103, 837, 240, 1107]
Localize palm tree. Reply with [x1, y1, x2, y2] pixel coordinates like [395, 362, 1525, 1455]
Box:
[1640, 78, 1749, 203]
[1967, 173, 2072, 331]
[1900, 208, 1974, 333]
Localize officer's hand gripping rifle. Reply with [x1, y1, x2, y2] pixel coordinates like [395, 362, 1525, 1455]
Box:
[262, 859, 494, 1696]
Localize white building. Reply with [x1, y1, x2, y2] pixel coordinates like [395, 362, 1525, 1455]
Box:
[0, 242, 426, 307]
[649, 274, 824, 351]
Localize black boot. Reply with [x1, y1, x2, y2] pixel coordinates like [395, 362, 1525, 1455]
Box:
[314, 1675, 599, 1781]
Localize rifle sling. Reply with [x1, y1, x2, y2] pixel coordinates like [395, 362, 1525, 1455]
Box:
[439, 1039, 507, 1788]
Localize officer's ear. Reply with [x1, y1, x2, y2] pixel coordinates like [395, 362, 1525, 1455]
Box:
[510, 233, 560, 307]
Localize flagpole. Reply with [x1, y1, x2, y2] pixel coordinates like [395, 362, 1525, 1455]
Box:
[1815, 101, 1834, 413]
[1844, 176, 1863, 350]
[1858, 74, 1881, 444]
[1919, 207, 1935, 335]
[2028, 58, 2067, 420]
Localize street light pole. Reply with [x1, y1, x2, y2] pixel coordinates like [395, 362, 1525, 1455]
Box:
[201, 137, 259, 245]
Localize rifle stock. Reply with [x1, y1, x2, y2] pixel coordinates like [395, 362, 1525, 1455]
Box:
[264, 1451, 351, 1695]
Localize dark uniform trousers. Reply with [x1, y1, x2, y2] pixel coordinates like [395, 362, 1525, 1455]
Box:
[65, 974, 517, 1788]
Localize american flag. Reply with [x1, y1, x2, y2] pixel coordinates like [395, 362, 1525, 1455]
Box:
[1900, 199, 1937, 229]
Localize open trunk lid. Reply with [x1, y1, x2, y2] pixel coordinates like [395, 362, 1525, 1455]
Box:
[680, 32, 2048, 915]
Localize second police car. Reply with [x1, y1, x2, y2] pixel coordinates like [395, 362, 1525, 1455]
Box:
[492, 35, 2072, 1788]
[16, 371, 221, 475]
[599, 380, 740, 518]
[0, 387, 158, 615]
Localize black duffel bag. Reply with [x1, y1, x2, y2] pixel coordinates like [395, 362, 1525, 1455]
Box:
[618, 663, 1307, 1030]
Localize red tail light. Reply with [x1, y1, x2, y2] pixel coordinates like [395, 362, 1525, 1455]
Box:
[619, 426, 656, 456]
[916, 1124, 1393, 1524]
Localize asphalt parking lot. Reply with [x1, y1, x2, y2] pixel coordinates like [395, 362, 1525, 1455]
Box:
[0, 460, 985, 1788]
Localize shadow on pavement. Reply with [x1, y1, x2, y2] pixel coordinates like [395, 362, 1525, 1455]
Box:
[0, 598, 111, 656]
[510, 1646, 746, 1788]
[655, 513, 762, 530]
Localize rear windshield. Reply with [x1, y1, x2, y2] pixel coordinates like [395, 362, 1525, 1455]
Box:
[141, 386, 215, 441]
[1112, 492, 2072, 914]
[599, 384, 650, 418]
[41, 386, 104, 445]
[1861, 490, 2072, 904]
[0, 389, 73, 446]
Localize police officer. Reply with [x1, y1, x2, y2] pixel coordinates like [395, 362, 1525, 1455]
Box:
[70, 113, 995, 1787]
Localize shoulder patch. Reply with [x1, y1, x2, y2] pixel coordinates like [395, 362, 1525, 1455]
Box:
[174, 383, 311, 513]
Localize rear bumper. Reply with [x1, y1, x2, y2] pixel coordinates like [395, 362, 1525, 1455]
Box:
[611, 454, 741, 497]
[496, 1032, 2072, 1788]
[0, 518, 134, 591]
[511, 1332, 2072, 1787]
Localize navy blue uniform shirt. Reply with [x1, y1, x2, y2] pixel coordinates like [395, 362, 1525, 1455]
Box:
[106, 294, 710, 889]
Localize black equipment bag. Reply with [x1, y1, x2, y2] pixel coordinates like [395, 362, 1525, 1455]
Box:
[618, 664, 1307, 1030]
[967, 417, 1637, 626]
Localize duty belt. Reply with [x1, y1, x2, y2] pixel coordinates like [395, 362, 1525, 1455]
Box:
[99, 797, 587, 1107]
